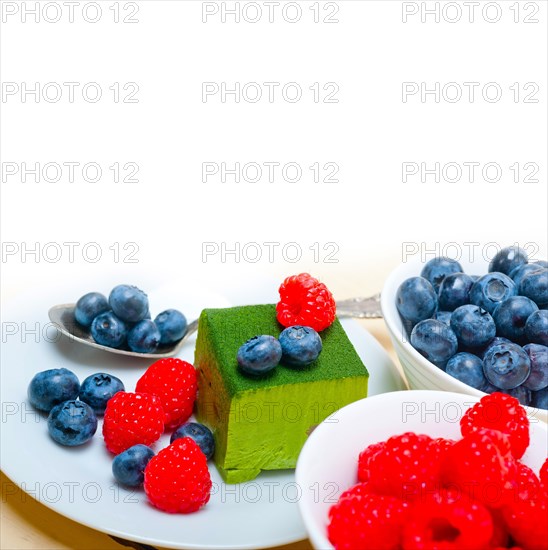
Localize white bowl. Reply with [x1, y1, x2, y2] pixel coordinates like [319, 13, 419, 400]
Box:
[296, 390, 548, 550]
[380, 256, 547, 423]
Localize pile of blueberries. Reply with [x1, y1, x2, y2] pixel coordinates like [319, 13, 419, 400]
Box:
[396, 246, 547, 409]
[237, 325, 323, 375]
[28, 368, 124, 446]
[75, 284, 187, 354]
[27, 367, 214, 488]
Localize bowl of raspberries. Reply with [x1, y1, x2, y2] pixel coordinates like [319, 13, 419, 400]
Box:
[381, 246, 547, 422]
[296, 390, 548, 550]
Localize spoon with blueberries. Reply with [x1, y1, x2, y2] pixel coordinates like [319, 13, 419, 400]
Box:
[49, 284, 195, 359]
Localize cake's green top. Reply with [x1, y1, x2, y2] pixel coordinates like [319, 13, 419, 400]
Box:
[198, 304, 368, 397]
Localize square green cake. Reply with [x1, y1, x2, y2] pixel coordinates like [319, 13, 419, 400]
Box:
[194, 304, 369, 483]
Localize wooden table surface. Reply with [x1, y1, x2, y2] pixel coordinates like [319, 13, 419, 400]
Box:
[1, 273, 402, 550]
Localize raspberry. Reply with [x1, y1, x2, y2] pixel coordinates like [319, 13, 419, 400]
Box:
[135, 358, 197, 429]
[503, 492, 548, 550]
[514, 462, 540, 501]
[276, 273, 336, 332]
[441, 427, 517, 508]
[144, 437, 211, 514]
[540, 458, 548, 497]
[460, 392, 530, 459]
[328, 492, 408, 550]
[367, 432, 439, 501]
[102, 392, 164, 454]
[431, 437, 455, 460]
[339, 482, 375, 501]
[489, 508, 510, 549]
[402, 491, 493, 550]
[357, 441, 385, 482]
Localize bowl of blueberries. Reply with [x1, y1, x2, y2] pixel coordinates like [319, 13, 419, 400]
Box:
[380, 245, 547, 422]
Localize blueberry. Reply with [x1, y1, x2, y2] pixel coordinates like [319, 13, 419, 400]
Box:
[420, 257, 463, 292]
[28, 368, 80, 413]
[396, 277, 438, 324]
[450, 305, 496, 349]
[525, 310, 548, 346]
[237, 335, 282, 375]
[112, 444, 154, 487]
[434, 311, 452, 325]
[492, 296, 538, 343]
[509, 263, 545, 289]
[279, 325, 322, 367]
[74, 292, 109, 327]
[531, 388, 548, 410]
[469, 273, 517, 314]
[170, 422, 215, 459]
[109, 284, 149, 323]
[79, 373, 125, 414]
[410, 319, 458, 368]
[503, 386, 532, 407]
[47, 400, 97, 446]
[522, 344, 548, 391]
[519, 269, 548, 308]
[489, 246, 528, 276]
[154, 309, 187, 344]
[91, 311, 128, 348]
[445, 352, 487, 391]
[480, 336, 513, 358]
[438, 273, 474, 312]
[483, 343, 531, 390]
[127, 320, 161, 353]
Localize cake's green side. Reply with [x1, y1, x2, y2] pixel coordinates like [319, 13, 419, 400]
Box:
[219, 377, 367, 482]
[194, 304, 369, 483]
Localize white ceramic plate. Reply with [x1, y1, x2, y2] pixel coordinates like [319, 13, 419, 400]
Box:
[1, 274, 406, 550]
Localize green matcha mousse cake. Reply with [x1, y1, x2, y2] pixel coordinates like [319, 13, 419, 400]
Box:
[194, 304, 369, 483]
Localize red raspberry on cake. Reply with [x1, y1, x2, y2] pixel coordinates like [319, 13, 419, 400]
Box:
[276, 273, 336, 332]
[402, 490, 494, 550]
[328, 492, 409, 550]
[144, 437, 211, 514]
[367, 432, 440, 501]
[441, 427, 517, 508]
[460, 392, 530, 459]
[135, 358, 197, 429]
[103, 392, 164, 454]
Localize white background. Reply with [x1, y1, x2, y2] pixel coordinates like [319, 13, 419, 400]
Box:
[1, 0, 547, 299]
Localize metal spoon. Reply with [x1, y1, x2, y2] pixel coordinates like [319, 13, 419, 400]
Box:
[48, 294, 382, 359]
